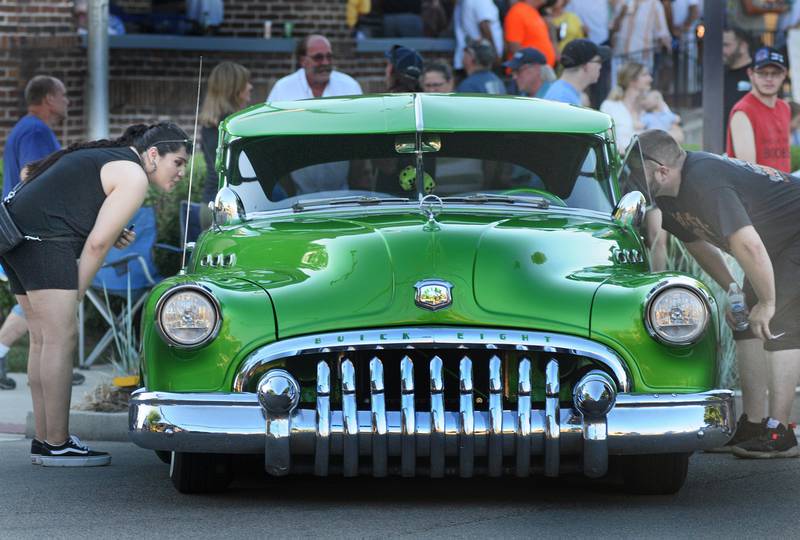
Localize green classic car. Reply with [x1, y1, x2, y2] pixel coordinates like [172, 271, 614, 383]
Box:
[129, 94, 734, 494]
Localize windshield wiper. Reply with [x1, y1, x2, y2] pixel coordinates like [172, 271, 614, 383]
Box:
[440, 193, 550, 209]
[292, 196, 412, 212]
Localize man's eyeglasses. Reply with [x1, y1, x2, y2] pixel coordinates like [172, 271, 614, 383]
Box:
[424, 81, 448, 89]
[307, 52, 334, 63]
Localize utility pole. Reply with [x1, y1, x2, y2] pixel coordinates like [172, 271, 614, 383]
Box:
[702, 0, 724, 153]
[87, 0, 109, 139]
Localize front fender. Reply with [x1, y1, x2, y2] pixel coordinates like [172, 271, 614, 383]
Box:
[141, 274, 277, 392]
[590, 272, 720, 392]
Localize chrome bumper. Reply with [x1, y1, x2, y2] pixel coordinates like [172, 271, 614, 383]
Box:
[129, 386, 735, 478]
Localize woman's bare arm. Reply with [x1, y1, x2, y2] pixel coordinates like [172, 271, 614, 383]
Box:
[77, 160, 148, 300]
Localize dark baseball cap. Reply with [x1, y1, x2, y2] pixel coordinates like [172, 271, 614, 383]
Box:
[386, 45, 424, 79]
[560, 38, 610, 68]
[502, 47, 547, 70]
[752, 46, 787, 70]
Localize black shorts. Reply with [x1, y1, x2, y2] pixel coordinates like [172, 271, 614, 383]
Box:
[0, 239, 82, 295]
[734, 242, 800, 351]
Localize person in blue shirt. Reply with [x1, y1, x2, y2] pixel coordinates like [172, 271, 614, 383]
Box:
[0, 75, 74, 390]
[544, 38, 609, 106]
[456, 39, 506, 95]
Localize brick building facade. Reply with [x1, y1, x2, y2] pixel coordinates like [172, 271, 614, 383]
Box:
[0, 0, 452, 154]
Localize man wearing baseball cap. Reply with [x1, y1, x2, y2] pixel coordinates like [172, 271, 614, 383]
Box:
[720, 46, 793, 455]
[726, 46, 790, 173]
[502, 47, 548, 97]
[544, 38, 610, 106]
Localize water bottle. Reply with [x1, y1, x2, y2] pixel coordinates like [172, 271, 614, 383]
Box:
[728, 282, 749, 332]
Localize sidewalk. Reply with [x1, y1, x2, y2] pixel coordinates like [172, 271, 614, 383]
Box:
[0, 366, 115, 434]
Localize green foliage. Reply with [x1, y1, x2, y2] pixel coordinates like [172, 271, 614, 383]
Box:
[102, 277, 139, 376]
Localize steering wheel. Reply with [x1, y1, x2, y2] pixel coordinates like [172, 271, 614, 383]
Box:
[502, 188, 566, 206]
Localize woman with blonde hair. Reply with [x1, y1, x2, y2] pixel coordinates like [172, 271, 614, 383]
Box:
[199, 61, 253, 203]
[600, 61, 652, 151]
[601, 61, 667, 271]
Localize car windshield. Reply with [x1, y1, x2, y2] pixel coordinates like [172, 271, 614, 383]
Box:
[228, 132, 613, 213]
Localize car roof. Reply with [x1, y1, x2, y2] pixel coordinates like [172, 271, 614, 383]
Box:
[222, 93, 613, 139]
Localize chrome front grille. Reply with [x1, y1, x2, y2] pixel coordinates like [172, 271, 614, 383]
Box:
[239, 328, 633, 477]
[303, 353, 570, 478]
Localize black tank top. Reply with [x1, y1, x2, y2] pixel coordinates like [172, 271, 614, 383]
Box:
[8, 146, 141, 241]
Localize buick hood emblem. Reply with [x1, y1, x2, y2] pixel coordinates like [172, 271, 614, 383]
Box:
[414, 279, 453, 310]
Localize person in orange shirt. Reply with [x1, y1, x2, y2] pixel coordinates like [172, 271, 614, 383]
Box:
[504, 0, 557, 67]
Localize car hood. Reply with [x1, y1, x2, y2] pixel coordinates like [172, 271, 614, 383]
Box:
[199, 210, 642, 339]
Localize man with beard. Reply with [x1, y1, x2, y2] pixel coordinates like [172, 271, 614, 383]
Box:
[637, 128, 800, 459]
[726, 47, 790, 173]
[267, 34, 362, 101]
[722, 27, 753, 137]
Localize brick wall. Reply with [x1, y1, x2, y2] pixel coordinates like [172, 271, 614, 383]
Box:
[0, 0, 85, 152]
[0, 0, 452, 154]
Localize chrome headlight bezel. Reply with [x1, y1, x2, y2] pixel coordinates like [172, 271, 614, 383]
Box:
[644, 279, 711, 346]
[155, 284, 222, 349]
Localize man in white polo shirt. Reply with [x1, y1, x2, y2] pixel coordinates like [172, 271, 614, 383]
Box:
[267, 34, 362, 101]
[266, 34, 363, 195]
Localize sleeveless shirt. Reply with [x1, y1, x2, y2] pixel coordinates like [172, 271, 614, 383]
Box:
[8, 146, 142, 241]
[725, 93, 791, 173]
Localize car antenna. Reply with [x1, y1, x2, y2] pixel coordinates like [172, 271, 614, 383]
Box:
[179, 55, 203, 275]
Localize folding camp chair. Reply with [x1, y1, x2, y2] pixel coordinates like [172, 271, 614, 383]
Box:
[78, 206, 180, 368]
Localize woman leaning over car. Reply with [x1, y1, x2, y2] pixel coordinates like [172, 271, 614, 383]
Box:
[0, 122, 191, 467]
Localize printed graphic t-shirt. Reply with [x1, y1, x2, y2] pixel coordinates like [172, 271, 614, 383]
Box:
[657, 151, 800, 257]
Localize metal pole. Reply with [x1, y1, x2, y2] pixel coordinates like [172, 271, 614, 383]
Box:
[702, 0, 724, 153]
[87, 0, 109, 140]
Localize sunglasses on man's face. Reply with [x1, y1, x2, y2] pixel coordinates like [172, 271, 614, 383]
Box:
[307, 52, 334, 63]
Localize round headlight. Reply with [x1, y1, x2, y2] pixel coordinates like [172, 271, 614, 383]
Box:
[646, 286, 708, 345]
[157, 286, 221, 348]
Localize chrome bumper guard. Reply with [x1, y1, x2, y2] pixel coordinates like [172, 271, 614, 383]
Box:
[130, 357, 735, 478]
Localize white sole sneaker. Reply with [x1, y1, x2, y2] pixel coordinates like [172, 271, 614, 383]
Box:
[40, 454, 111, 467]
[30, 454, 42, 465]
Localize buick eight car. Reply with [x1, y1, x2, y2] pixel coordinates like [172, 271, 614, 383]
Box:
[129, 94, 735, 494]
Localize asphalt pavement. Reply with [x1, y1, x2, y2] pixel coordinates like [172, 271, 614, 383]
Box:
[0, 437, 798, 539]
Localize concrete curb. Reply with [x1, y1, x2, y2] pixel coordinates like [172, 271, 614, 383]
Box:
[26, 410, 129, 442]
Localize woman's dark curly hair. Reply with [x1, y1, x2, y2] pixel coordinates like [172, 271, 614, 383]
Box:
[24, 122, 191, 183]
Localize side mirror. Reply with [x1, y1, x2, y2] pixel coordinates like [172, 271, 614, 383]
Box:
[612, 191, 646, 229]
[212, 186, 246, 229]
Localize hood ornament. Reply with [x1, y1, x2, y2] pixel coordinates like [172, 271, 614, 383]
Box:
[414, 279, 453, 311]
[419, 194, 443, 231]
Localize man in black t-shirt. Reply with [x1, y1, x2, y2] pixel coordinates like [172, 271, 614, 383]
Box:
[638, 129, 800, 459]
[723, 27, 753, 137]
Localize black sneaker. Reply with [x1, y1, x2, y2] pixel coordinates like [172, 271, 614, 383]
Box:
[706, 414, 766, 453]
[732, 423, 800, 459]
[0, 375, 15, 390]
[40, 435, 111, 467]
[71, 372, 85, 386]
[30, 438, 43, 465]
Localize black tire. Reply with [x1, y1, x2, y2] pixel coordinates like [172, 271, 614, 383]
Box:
[170, 452, 233, 494]
[621, 453, 690, 495]
[155, 450, 171, 465]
